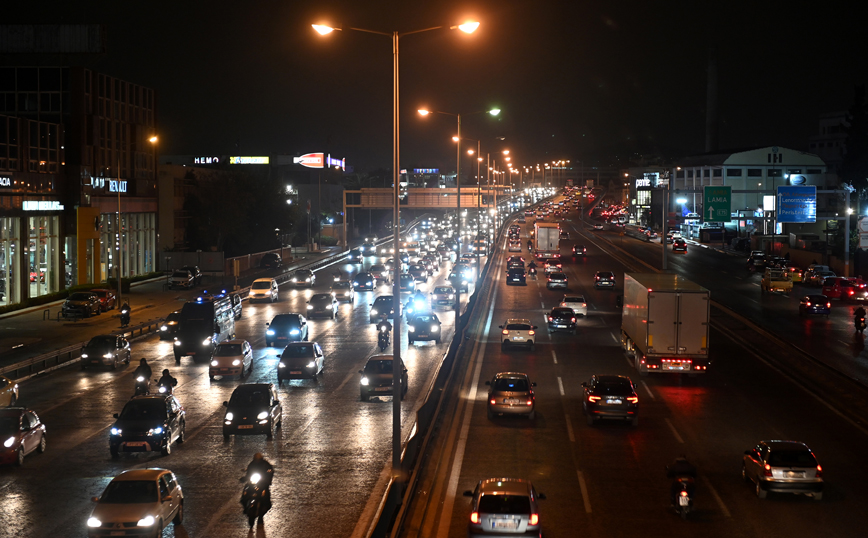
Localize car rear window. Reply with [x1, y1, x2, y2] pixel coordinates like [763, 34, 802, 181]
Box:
[506, 324, 531, 331]
[768, 450, 817, 467]
[551, 308, 573, 316]
[493, 378, 529, 391]
[478, 494, 531, 515]
[594, 381, 632, 394]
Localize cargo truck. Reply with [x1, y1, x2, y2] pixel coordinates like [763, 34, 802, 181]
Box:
[620, 273, 711, 375]
[534, 222, 561, 259]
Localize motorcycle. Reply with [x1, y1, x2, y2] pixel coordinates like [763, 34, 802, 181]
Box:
[134, 376, 150, 396]
[332, 272, 342, 282]
[377, 327, 391, 352]
[241, 473, 272, 528]
[156, 379, 175, 395]
[528, 267, 537, 280]
[857, 316, 867, 334]
[674, 480, 693, 520]
[120, 306, 131, 328]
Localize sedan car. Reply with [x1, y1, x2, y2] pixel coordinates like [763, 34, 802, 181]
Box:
[559, 295, 587, 316]
[80, 335, 132, 370]
[449, 271, 470, 293]
[209, 339, 253, 380]
[546, 272, 568, 290]
[463, 478, 546, 537]
[499, 319, 537, 351]
[672, 238, 688, 252]
[370, 264, 391, 285]
[90, 288, 117, 311]
[593, 223, 605, 230]
[222, 383, 282, 440]
[353, 272, 376, 291]
[347, 248, 363, 263]
[399, 274, 417, 292]
[506, 267, 527, 286]
[370, 295, 399, 323]
[486, 372, 536, 419]
[265, 313, 308, 346]
[109, 394, 186, 457]
[407, 313, 442, 344]
[546, 307, 577, 333]
[62, 292, 101, 318]
[594, 271, 616, 289]
[87, 468, 183, 538]
[408, 264, 429, 283]
[0, 407, 45, 465]
[508, 239, 522, 252]
[742, 440, 823, 500]
[290, 269, 315, 288]
[277, 342, 325, 382]
[799, 295, 831, 316]
[571, 244, 586, 257]
[430, 286, 457, 309]
[0, 376, 19, 406]
[359, 355, 408, 401]
[159, 311, 182, 341]
[330, 281, 355, 303]
[307, 293, 340, 319]
[582, 375, 639, 426]
[544, 260, 562, 275]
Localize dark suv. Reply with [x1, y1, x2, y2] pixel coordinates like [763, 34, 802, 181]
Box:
[506, 267, 527, 285]
[593, 271, 616, 289]
[110, 394, 186, 457]
[222, 384, 282, 440]
[266, 314, 308, 346]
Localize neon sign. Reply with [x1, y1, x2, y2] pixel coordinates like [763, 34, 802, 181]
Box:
[109, 180, 128, 193]
[229, 156, 269, 164]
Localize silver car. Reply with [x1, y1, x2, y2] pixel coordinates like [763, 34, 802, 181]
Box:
[463, 478, 546, 537]
[88, 469, 184, 538]
[499, 319, 538, 351]
[486, 372, 536, 420]
[742, 440, 824, 500]
[559, 295, 587, 317]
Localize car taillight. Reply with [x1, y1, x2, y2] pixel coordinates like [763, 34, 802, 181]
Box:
[548, 316, 553, 322]
[679, 490, 688, 498]
[529, 514, 539, 526]
[763, 464, 773, 477]
[826, 303, 831, 308]
[582, 303, 586, 307]
[528, 330, 535, 335]
[490, 399, 496, 405]
[816, 464, 823, 478]
[627, 396, 638, 403]
[526, 399, 533, 406]
[571, 317, 576, 322]
[588, 395, 601, 402]
[470, 512, 480, 524]
[805, 301, 811, 306]
[502, 329, 509, 335]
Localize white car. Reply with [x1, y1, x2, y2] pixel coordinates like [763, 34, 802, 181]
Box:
[209, 339, 253, 379]
[87, 469, 184, 538]
[593, 223, 604, 230]
[508, 240, 522, 252]
[248, 278, 279, 303]
[498, 318, 538, 351]
[559, 295, 588, 317]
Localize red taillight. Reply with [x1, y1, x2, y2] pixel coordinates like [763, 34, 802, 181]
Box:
[827, 303, 831, 308]
[490, 399, 496, 405]
[805, 301, 811, 306]
[581, 303, 587, 307]
[529, 514, 539, 526]
[816, 464, 823, 478]
[548, 316, 553, 322]
[528, 330, 535, 335]
[763, 464, 772, 477]
[626, 396, 638, 403]
[588, 395, 601, 403]
[502, 329, 509, 335]
[571, 317, 576, 322]
[470, 512, 480, 524]
[679, 490, 689, 497]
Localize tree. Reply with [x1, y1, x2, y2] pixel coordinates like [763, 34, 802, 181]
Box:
[841, 85, 868, 197]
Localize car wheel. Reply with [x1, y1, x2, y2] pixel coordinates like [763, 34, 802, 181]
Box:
[741, 464, 751, 483]
[177, 423, 186, 444]
[15, 447, 25, 466]
[756, 481, 767, 499]
[161, 433, 172, 456]
[173, 501, 184, 525]
[266, 423, 274, 440]
[112, 358, 118, 370]
[37, 434, 46, 454]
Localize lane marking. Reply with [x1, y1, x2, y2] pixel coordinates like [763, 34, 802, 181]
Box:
[640, 381, 656, 400]
[335, 371, 355, 393]
[551, 350, 558, 364]
[565, 414, 575, 442]
[610, 331, 619, 344]
[665, 418, 685, 444]
[540, 302, 545, 309]
[703, 476, 732, 518]
[577, 470, 592, 513]
[624, 355, 633, 368]
[557, 376, 565, 396]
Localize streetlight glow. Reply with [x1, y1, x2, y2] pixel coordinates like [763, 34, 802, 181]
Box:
[149, 136, 158, 144]
[417, 109, 431, 115]
[455, 21, 480, 33]
[311, 24, 337, 35]
[488, 108, 501, 116]
[676, 198, 687, 204]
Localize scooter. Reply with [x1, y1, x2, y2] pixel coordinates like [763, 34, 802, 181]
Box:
[675, 481, 693, 520]
[240, 473, 272, 528]
[856, 316, 867, 334]
[120, 306, 131, 328]
[378, 327, 391, 352]
[134, 376, 150, 396]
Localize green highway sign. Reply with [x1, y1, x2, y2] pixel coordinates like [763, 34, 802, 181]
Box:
[703, 185, 732, 222]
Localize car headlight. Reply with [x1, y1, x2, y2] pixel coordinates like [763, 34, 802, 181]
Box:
[371, 309, 378, 316]
[290, 329, 300, 335]
[3, 436, 16, 448]
[432, 325, 440, 332]
[160, 326, 168, 331]
[257, 411, 269, 420]
[211, 360, 219, 367]
[202, 337, 212, 346]
[87, 517, 102, 528]
[305, 278, 311, 282]
[408, 326, 415, 332]
[225, 412, 234, 421]
[81, 353, 89, 358]
[448, 294, 454, 299]
[147, 427, 163, 436]
[103, 353, 113, 359]
[291, 277, 298, 282]
[367, 281, 373, 286]
[137, 515, 156, 527]
[248, 291, 255, 297]
[266, 329, 275, 336]
[307, 304, 313, 309]
[306, 361, 316, 368]
[326, 305, 333, 310]
[174, 340, 181, 346]
[232, 359, 241, 366]
[360, 377, 370, 385]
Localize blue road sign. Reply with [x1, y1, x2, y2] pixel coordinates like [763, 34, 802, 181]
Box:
[776, 186, 816, 223]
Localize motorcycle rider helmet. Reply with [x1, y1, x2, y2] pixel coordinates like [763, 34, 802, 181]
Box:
[162, 369, 170, 376]
[139, 358, 148, 366]
[253, 452, 264, 461]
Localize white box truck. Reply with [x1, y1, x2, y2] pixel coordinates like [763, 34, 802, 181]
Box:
[621, 273, 711, 375]
[534, 222, 561, 259]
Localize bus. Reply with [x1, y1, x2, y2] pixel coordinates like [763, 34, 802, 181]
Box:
[173, 292, 235, 363]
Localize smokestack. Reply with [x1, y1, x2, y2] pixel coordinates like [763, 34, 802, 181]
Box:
[705, 46, 719, 153]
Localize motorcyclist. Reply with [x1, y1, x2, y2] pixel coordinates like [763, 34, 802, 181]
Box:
[120, 301, 131, 326]
[527, 239, 533, 251]
[157, 369, 178, 391]
[134, 358, 152, 382]
[527, 260, 538, 276]
[666, 455, 697, 507]
[133, 358, 152, 395]
[242, 453, 274, 524]
[376, 314, 393, 334]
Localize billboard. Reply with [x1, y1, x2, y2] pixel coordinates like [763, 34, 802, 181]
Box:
[293, 153, 346, 171]
[776, 186, 816, 223]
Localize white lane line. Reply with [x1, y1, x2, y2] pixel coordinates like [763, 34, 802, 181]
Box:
[540, 302, 545, 309]
[665, 418, 685, 444]
[703, 476, 732, 518]
[624, 354, 633, 368]
[557, 376, 565, 396]
[577, 470, 592, 513]
[551, 350, 558, 364]
[640, 381, 656, 400]
[565, 414, 575, 442]
[335, 371, 355, 393]
[610, 331, 619, 343]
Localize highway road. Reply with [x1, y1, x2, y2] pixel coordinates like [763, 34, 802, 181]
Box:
[401, 201, 868, 537]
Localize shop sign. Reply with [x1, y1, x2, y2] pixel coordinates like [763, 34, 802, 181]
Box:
[229, 156, 269, 164]
[109, 180, 128, 193]
[194, 156, 221, 164]
[0, 176, 10, 187]
[23, 201, 65, 211]
[635, 178, 651, 187]
[294, 153, 324, 168]
[414, 168, 439, 174]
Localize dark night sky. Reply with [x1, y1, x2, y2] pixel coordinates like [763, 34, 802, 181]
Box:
[8, 1, 867, 172]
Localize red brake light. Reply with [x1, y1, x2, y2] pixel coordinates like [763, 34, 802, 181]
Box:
[627, 396, 639, 403]
[526, 400, 533, 406]
[502, 329, 509, 335]
[571, 317, 576, 322]
[588, 395, 601, 402]
[528, 330, 535, 335]
[490, 399, 496, 405]
[679, 490, 689, 497]
[816, 464, 823, 478]
[529, 514, 539, 526]
[763, 464, 773, 477]
[470, 512, 480, 524]
[827, 303, 831, 308]
[582, 303, 586, 307]
[805, 301, 811, 306]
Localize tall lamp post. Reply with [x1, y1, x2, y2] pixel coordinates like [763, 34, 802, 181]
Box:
[314, 19, 479, 486]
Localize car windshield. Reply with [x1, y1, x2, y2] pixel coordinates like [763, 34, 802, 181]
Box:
[282, 345, 314, 357]
[332, 282, 350, 289]
[506, 324, 531, 331]
[87, 336, 115, 347]
[371, 265, 386, 272]
[119, 400, 167, 421]
[229, 388, 270, 406]
[364, 360, 394, 374]
[768, 450, 817, 467]
[214, 344, 243, 356]
[68, 292, 92, 301]
[434, 287, 452, 294]
[166, 312, 181, 321]
[311, 294, 331, 302]
[493, 378, 529, 391]
[295, 270, 312, 277]
[271, 316, 300, 328]
[252, 281, 272, 290]
[0, 416, 19, 435]
[101, 480, 158, 504]
[478, 494, 531, 515]
[413, 315, 435, 323]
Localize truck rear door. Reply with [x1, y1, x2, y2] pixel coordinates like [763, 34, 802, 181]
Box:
[647, 292, 678, 354]
[677, 292, 709, 355]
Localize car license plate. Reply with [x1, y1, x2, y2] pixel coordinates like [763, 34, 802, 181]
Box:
[678, 495, 690, 506]
[504, 398, 520, 404]
[512, 337, 524, 341]
[665, 363, 684, 370]
[111, 531, 126, 536]
[417, 334, 429, 338]
[290, 370, 302, 375]
[606, 399, 622, 405]
[124, 442, 145, 447]
[554, 324, 565, 328]
[785, 471, 805, 478]
[512, 278, 520, 281]
[493, 520, 517, 530]
[238, 425, 254, 429]
[375, 387, 391, 392]
[218, 368, 230, 373]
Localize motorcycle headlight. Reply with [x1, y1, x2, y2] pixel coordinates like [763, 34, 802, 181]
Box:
[211, 360, 219, 367]
[136, 376, 145, 382]
[174, 340, 181, 346]
[3, 436, 16, 448]
[360, 377, 370, 386]
[87, 517, 102, 528]
[290, 329, 300, 335]
[81, 353, 88, 358]
[306, 361, 316, 368]
[266, 329, 275, 336]
[147, 427, 163, 436]
[256, 411, 269, 420]
[249, 473, 262, 484]
[158, 386, 168, 393]
[225, 412, 234, 421]
[202, 337, 212, 346]
[110, 428, 121, 436]
[232, 359, 241, 366]
[137, 515, 155, 527]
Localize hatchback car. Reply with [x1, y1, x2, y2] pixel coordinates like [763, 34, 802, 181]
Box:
[290, 269, 315, 287]
[265, 313, 308, 346]
[90, 289, 117, 311]
[0, 376, 19, 406]
[559, 295, 587, 316]
[486, 372, 536, 420]
[360, 242, 377, 256]
[546, 307, 577, 333]
[222, 384, 282, 439]
[277, 342, 324, 382]
[506, 267, 527, 286]
[582, 375, 639, 426]
[407, 313, 442, 344]
[159, 311, 182, 340]
[209, 339, 253, 379]
[353, 272, 376, 291]
[0, 407, 45, 466]
[399, 274, 417, 292]
[544, 260, 562, 275]
[431, 286, 457, 309]
[370, 264, 391, 285]
[359, 355, 408, 401]
[408, 264, 429, 283]
[463, 478, 546, 537]
[249, 278, 279, 303]
[347, 248, 363, 263]
[672, 238, 688, 252]
[330, 281, 355, 303]
[546, 272, 568, 290]
[260, 252, 282, 268]
[307, 293, 340, 319]
[592, 223, 604, 230]
[87, 468, 183, 538]
[594, 271, 616, 289]
[571, 244, 586, 257]
[742, 440, 824, 500]
[81, 335, 132, 370]
[62, 292, 101, 318]
[508, 239, 522, 253]
[370, 295, 399, 323]
[799, 295, 831, 316]
[499, 319, 537, 351]
[109, 394, 186, 457]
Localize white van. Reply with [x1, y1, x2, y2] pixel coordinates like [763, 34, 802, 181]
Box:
[248, 278, 279, 303]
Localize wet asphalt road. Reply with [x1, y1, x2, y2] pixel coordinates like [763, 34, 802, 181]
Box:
[402, 202, 868, 537]
[0, 250, 479, 537]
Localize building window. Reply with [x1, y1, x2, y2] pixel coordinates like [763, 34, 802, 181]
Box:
[807, 169, 822, 174]
[726, 168, 742, 177]
[713, 169, 722, 177]
[747, 169, 762, 177]
[787, 169, 801, 174]
[768, 169, 783, 177]
[687, 170, 694, 178]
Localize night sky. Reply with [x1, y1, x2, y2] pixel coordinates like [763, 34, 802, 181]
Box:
[8, 1, 867, 172]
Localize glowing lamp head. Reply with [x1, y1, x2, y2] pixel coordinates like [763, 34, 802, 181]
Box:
[312, 24, 336, 35]
[457, 21, 480, 33]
